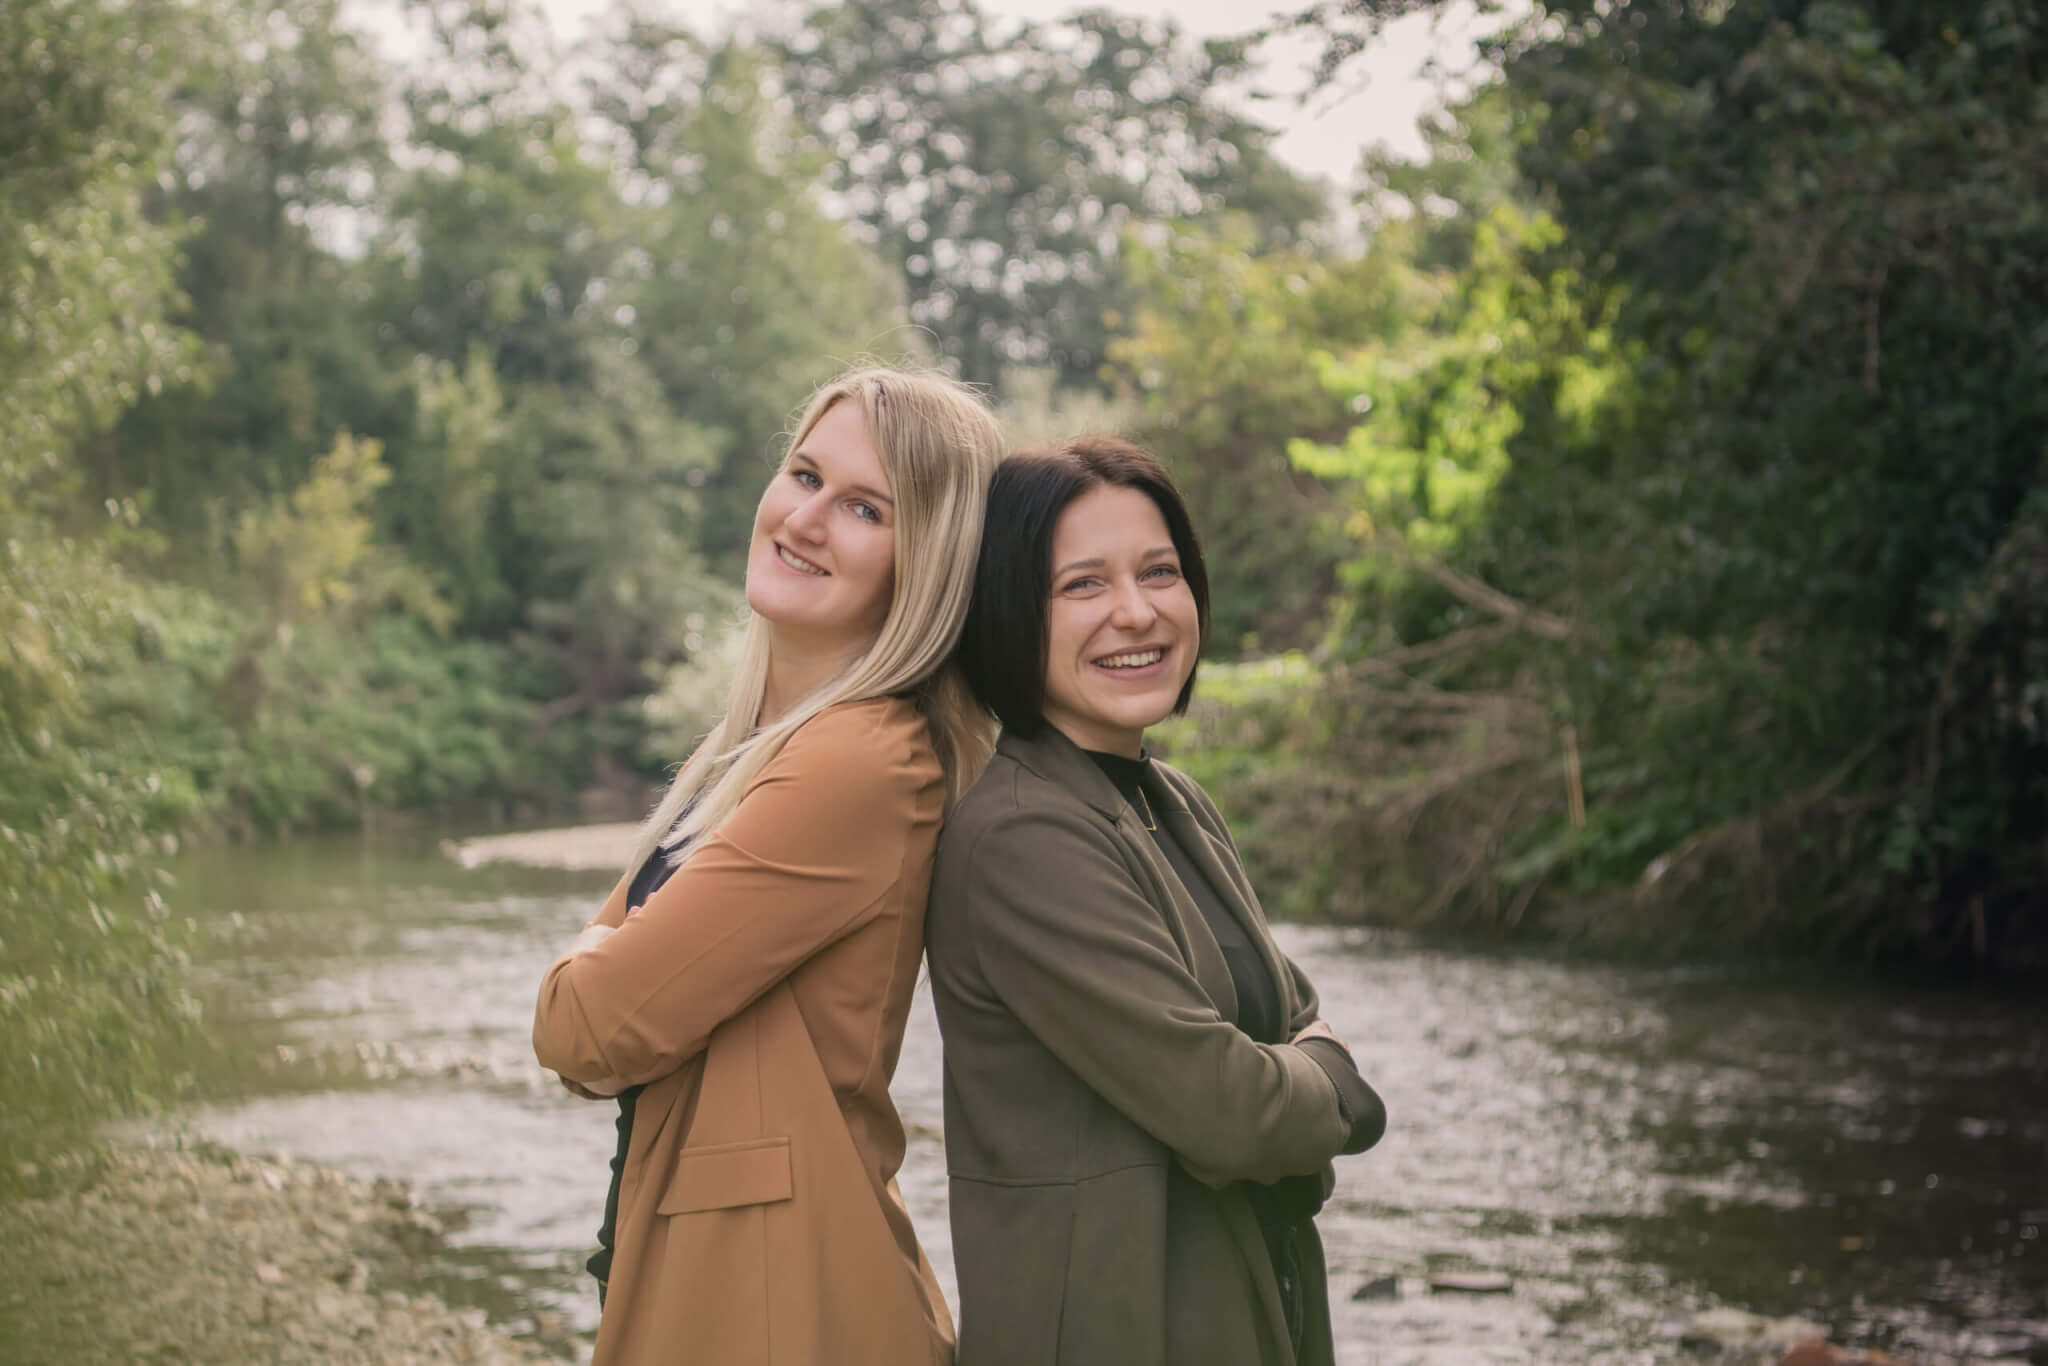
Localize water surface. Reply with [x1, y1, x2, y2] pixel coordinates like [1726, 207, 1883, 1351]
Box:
[167, 830, 2047, 1364]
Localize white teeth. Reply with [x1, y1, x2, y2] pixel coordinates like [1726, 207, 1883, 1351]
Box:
[1097, 648, 1164, 670]
[777, 545, 826, 575]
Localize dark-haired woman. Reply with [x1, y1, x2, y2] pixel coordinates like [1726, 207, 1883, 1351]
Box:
[926, 436, 1386, 1366]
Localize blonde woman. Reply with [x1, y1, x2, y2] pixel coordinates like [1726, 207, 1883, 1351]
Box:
[534, 365, 1002, 1366]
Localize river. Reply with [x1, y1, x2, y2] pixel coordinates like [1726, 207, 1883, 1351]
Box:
[163, 827, 2046, 1364]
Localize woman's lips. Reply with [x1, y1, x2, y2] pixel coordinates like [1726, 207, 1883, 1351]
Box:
[1090, 645, 1170, 679]
[775, 543, 828, 576]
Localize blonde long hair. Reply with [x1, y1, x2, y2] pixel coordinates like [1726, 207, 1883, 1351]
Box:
[631, 365, 1003, 870]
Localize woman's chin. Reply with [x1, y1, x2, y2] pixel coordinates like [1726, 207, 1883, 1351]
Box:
[1072, 695, 1181, 744]
[1119, 681, 1189, 733]
[747, 598, 885, 661]
[745, 579, 817, 627]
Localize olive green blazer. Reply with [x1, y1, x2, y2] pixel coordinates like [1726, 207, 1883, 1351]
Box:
[927, 724, 1352, 1366]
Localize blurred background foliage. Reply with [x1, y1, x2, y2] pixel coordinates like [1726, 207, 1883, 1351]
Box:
[3, 0, 2043, 1175]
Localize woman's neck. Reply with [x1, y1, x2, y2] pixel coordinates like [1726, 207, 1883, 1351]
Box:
[1046, 715, 1147, 760]
[759, 631, 861, 727]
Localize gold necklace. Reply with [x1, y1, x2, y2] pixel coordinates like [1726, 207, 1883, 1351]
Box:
[1133, 785, 1157, 832]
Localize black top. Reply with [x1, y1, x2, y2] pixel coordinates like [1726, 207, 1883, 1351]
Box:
[585, 837, 688, 1295]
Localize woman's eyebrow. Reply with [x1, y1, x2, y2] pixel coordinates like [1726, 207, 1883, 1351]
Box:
[1053, 547, 1175, 577]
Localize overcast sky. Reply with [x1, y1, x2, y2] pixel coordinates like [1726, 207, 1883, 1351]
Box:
[357, 0, 1500, 189]
[975, 0, 1500, 184]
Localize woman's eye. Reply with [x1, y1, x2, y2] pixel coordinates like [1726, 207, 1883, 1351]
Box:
[851, 501, 882, 524]
[1061, 577, 1102, 594]
[792, 468, 821, 489]
[1142, 564, 1180, 582]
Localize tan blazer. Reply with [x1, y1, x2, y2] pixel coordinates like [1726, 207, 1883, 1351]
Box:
[534, 697, 954, 1366]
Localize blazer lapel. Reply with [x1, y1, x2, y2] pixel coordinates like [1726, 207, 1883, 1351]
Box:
[998, 728, 1241, 1018]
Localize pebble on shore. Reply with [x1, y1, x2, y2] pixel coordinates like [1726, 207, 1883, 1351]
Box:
[0, 1139, 557, 1366]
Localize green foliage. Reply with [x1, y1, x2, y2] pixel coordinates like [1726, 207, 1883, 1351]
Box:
[92, 587, 557, 834]
[1152, 0, 2048, 967]
[1110, 217, 1417, 653]
[587, 30, 908, 573]
[231, 432, 405, 623]
[1, 0, 212, 1175]
[1357, 83, 1527, 273]
[0, 0, 205, 487]
[1151, 656, 1376, 923]
[641, 615, 746, 766]
[1483, 0, 2048, 959]
[2, 0, 855, 1170]
[775, 0, 1328, 391]
[100, 0, 397, 546]
[0, 526, 201, 1179]
[992, 367, 1139, 452]
[1295, 201, 1631, 654]
[1294, 208, 1601, 558]
[396, 348, 513, 626]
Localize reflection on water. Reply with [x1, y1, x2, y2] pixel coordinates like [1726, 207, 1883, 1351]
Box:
[167, 832, 2048, 1365]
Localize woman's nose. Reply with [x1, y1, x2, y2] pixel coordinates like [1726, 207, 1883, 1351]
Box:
[784, 491, 830, 541]
[1106, 579, 1157, 629]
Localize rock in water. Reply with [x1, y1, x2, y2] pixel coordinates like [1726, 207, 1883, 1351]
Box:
[1428, 1271, 1514, 1295]
[1351, 1274, 1402, 1301]
[1775, 1339, 1906, 1366]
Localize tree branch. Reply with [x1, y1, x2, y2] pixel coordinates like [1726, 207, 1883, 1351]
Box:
[1376, 525, 1575, 640]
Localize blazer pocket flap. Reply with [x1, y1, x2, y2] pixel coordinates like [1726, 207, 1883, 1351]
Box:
[657, 1136, 793, 1215]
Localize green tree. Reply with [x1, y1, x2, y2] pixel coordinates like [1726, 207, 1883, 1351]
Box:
[1487, 0, 2048, 960]
[1110, 216, 1422, 653]
[371, 2, 733, 731]
[775, 0, 1328, 390]
[1256, 1, 2048, 963]
[585, 21, 906, 572]
[1278, 202, 1632, 929]
[1357, 82, 1526, 272]
[99, 0, 399, 548]
[1, 0, 212, 1175]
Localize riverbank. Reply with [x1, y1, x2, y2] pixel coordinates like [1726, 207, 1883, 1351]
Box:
[0, 1138, 562, 1365]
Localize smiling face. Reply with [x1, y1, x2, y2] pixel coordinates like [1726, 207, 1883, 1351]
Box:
[1040, 483, 1201, 758]
[744, 399, 897, 655]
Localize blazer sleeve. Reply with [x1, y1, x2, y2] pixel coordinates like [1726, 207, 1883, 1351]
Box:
[1297, 1036, 1388, 1155]
[533, 706, 926, 1088]
[961, 803, 1351, 1187]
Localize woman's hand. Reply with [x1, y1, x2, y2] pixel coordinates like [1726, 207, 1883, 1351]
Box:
[566, 921, 617, 956]
[558, 1073, 628, 1100]
[544, 917, 620, 974]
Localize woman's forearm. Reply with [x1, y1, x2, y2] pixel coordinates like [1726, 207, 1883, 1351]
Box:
[1293, 1035, 1387, 1155]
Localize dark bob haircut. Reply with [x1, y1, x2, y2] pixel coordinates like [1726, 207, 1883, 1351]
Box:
[958, 434, 1211, 737]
